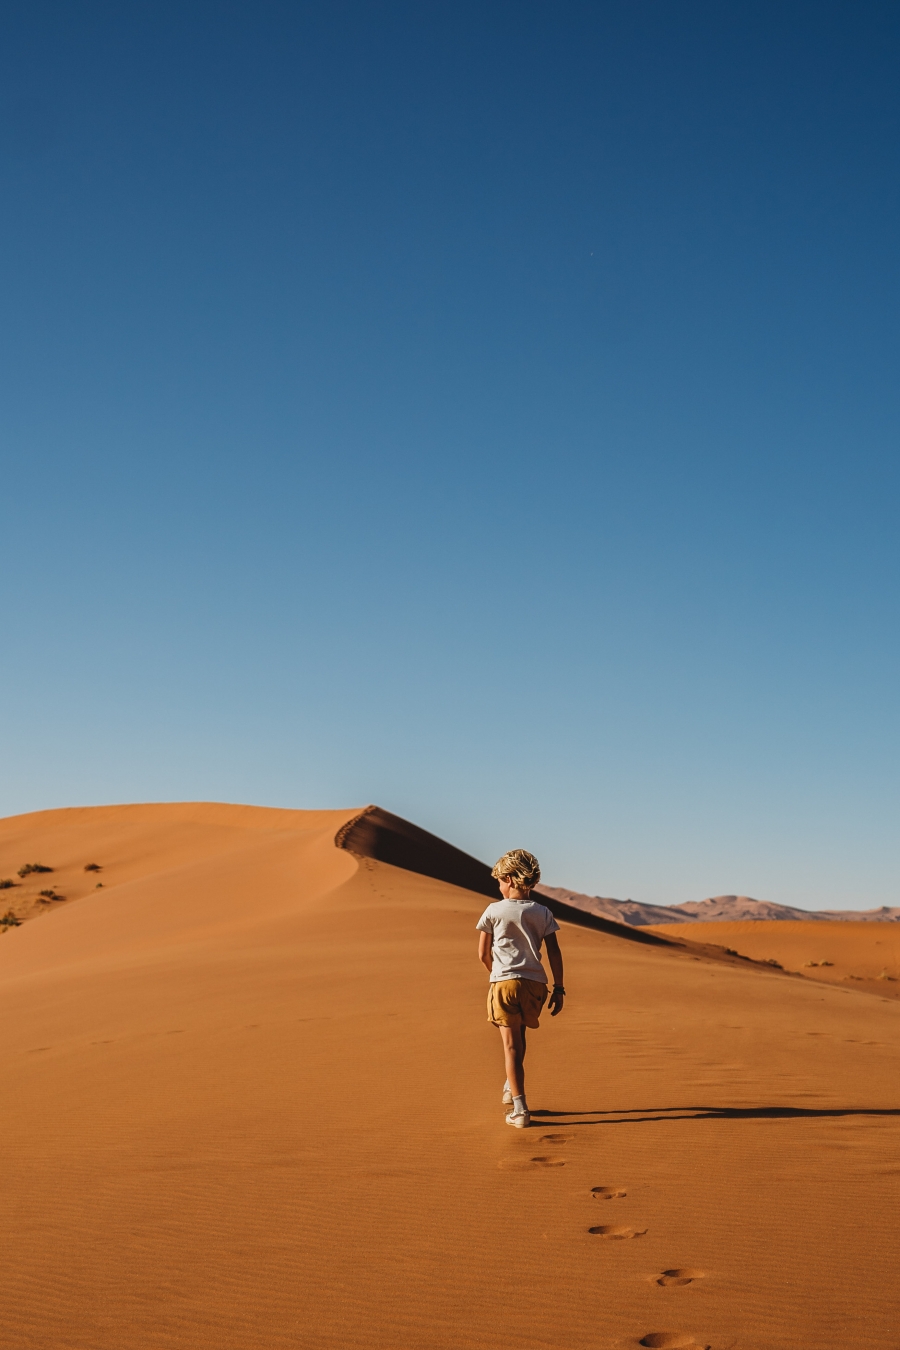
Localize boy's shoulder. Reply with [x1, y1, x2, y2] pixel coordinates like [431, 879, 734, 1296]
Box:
[479, 896, 553, 918]
[477, 899, 504, 922]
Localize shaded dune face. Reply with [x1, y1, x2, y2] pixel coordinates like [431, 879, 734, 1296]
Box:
[340, 806, 677, 948]
[335, 804, 499, 898]
[0, 802, 899, 1350]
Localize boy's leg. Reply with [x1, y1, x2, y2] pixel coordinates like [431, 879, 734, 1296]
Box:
[502, 1029, 524, 1101]
[499, 1024, 526, 1099]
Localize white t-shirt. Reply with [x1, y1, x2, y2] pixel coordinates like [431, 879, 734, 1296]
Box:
[476, 898, 560, 984]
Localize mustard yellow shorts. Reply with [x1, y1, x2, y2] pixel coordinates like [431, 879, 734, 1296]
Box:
[487, 978, 548, 1029]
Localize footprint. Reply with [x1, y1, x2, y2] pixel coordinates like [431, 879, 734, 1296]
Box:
[498, 1155, 566, 1170]
[591, 1185, 626, 1200]
[539, 1133, 568, 1143]
[589, 1224, 647, 1239]
[639, 1335, 707, 1349]
[657, 1269, 705, 1287]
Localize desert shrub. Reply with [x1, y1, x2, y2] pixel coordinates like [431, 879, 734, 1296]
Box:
[18, 863, 53, 878]
[0, 879, 16, 889]
[38, 888, 65, 903]
[84, 863, 102, 872]
[0, 911, 21, 927]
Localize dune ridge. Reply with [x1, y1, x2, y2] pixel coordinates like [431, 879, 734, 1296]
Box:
[539, 884, 900, 926]
[338, 806, 680, 947]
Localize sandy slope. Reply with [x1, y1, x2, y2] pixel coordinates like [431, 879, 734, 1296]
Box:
[1, 804, 899, 1350]
[651, 920, 900, 1000]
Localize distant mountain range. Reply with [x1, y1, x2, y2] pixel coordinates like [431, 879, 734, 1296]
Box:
[535, 887, 900, 926]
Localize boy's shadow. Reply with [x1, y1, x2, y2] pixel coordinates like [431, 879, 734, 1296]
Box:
[530, 1105, 900, 1124]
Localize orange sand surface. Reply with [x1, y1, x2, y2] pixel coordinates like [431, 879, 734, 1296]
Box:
[1, 803, 899, 1350]
[651, 920, 900, 1000]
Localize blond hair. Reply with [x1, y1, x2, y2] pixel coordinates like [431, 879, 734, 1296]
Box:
[491, 848, 541, 892]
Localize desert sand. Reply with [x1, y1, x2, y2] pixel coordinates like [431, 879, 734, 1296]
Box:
[1, 802, 898, 1350]
[651, 920, 900, 1001]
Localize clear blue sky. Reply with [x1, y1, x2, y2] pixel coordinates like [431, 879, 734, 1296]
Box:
[2, 1, 898, 908]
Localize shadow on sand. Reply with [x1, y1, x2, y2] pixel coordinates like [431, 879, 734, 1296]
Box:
[530, 1105, 900, 1125]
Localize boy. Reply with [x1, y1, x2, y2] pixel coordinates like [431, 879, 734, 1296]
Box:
[476, 849, 565, 1128]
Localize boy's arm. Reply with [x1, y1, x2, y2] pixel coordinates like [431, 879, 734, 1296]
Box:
[478, 931, 493, 973]
[545, 933, 565, 1015]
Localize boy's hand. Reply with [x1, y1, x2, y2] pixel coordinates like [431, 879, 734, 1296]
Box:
[544, 933, 564, 1014]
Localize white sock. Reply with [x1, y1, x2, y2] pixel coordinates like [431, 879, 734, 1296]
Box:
[513, 1095, 527, 1116]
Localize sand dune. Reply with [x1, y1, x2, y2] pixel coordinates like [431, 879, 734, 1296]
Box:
[540, 885, 900, 926]
[672, 896, 900, 922]
[650, 920, 900, 1001]
[537, 885, 693, 926]
[1, 802, 899, 1349]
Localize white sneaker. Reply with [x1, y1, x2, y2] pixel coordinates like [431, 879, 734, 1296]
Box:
[502, 1087, 513, 1105]
[506, 1109, 531, 1129]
